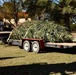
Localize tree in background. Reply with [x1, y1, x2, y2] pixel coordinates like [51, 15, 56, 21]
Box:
[22, 0, 76, 31]
[0, 0, 23, 26]
[23, 0, 54, 21]
[0, 0, 76, 31]
[56, 0, 76, 31]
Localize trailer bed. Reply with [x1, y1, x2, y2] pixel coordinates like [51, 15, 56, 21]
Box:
[45, 42, 76, 48]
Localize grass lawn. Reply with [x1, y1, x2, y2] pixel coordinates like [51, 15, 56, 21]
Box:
[0, 44, 76, 75]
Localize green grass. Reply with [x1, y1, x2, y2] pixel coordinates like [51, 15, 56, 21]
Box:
[0, 44, 76, 75]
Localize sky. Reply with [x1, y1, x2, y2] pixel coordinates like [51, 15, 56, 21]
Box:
[53, 0, 59, 4]
[0, 0, 10, 5]
[0, 0, 3, 5]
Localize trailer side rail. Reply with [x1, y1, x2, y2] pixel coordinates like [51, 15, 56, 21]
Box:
[45, 42, 76, 48]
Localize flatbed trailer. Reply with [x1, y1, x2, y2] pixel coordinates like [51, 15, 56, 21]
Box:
[21, 38, 76, 53]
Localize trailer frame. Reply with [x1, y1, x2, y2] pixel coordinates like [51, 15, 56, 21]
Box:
[22, 38, 76, 53]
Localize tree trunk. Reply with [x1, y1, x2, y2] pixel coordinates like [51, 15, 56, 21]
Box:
[64, 14, 70, 31]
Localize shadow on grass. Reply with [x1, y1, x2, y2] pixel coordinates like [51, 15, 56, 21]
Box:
[41, 47, 76, 54]
[0, 62, 76, 75]
[0, 56, 25, 60]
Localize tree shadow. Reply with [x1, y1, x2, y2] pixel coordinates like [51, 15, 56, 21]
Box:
[41, 46, 76, 54]
[0, 56, 25, 60]
[0, 62, 76, 75]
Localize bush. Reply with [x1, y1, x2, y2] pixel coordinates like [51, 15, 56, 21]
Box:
[9, 21, 73, 42]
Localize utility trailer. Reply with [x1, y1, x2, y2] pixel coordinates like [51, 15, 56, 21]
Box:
[21, 38, 76, 53]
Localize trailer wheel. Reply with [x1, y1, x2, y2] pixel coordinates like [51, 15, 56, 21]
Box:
[23, 40, 30, 52]
[32, 41, 40, 53]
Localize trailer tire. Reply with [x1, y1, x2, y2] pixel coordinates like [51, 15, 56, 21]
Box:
[32, 41, 40, 53]
[23, 40, 30, 52]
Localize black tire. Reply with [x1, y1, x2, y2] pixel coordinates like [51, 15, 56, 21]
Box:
[32, 41, 40, 53]
[23, 40, 30, 52]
